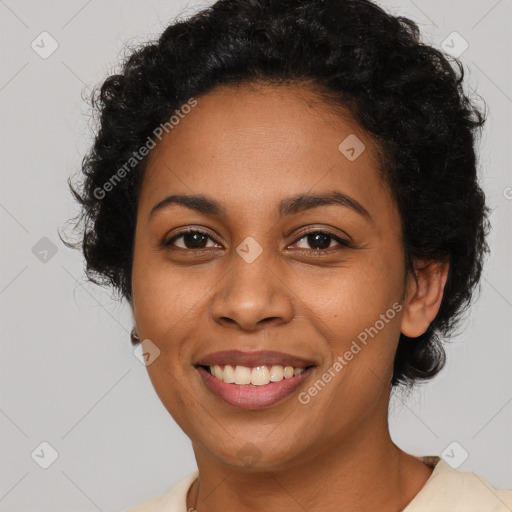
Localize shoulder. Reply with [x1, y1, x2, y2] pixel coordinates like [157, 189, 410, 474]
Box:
[121, 461, 512, 512]
[123, 470, 198, 512]
[405, 456, 512, 512]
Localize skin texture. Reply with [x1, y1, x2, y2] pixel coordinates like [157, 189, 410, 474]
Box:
[131, 83, 449, 511]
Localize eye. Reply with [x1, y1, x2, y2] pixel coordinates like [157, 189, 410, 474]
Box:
[163, 229, 220, 250]
[162, 228, 352, 254]
[289, 230, 352, 254]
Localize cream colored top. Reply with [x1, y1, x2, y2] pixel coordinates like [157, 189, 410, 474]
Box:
[125, 456, 512, 511]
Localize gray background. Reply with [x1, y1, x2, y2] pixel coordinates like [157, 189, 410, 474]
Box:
[0, 0, 511, 510]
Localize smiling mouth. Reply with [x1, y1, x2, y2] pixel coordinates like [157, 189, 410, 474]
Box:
[195, 363, 315, 409]
[198, 364, 315, 386]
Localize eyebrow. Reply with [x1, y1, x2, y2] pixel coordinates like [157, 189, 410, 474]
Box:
[149, 191, 372, 222]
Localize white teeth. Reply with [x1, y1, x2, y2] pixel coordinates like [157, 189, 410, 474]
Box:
[213, 365, 223, 380]
[269, 365, 284, 382]
[223, 364, 235, 383]
[283, 366, 294, 379]
[234, 365, 251, 385]
[207, 364, 308, 385]
[251, 366, 270, 386]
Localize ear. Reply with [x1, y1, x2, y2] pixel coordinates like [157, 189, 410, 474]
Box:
[400, 259, 450, 338]
[129, 303, 141, 344]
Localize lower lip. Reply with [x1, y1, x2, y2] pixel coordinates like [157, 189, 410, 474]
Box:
[196, 366, 314, 409]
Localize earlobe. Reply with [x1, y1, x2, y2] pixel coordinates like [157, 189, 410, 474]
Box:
[400, 260, 450, 338]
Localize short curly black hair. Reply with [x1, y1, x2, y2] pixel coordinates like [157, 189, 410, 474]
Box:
[64, 0, 490, 388]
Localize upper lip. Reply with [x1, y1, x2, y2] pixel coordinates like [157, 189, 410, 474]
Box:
[194, 350, 317, 368]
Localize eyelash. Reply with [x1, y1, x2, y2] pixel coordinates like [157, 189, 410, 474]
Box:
[162, 228, 353, 255]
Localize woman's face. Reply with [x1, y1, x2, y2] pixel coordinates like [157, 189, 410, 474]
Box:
[131, 83, 409, 471]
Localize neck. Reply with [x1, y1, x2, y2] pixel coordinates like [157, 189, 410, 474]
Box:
[187, 411, 432, 512]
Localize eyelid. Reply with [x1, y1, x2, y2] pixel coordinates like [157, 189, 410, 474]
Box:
[163, 226, 353, 251]
[163, 226, 219, 247]
[287, 226, 353, 247]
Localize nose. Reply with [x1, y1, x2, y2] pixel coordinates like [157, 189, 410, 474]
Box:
[210, 247, 295, 331]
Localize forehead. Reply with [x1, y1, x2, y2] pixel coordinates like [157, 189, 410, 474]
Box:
[139, 83, 393, 220]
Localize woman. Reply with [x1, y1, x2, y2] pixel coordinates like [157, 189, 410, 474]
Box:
[66, 0, 512, 510]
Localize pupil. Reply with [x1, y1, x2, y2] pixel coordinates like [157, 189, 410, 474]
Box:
[309, 233, 330, 250]
[181, 233, 333, 250]
[185, 232, 207, 249]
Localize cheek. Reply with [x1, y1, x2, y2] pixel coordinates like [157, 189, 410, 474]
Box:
[132, 246, 210, 339]
[143, 355, 206, 439]
[131, 251, 208, 427]
[305, 256, 403, 339]
[298, 250, 404, 397]
[297, 267, 403, 425]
